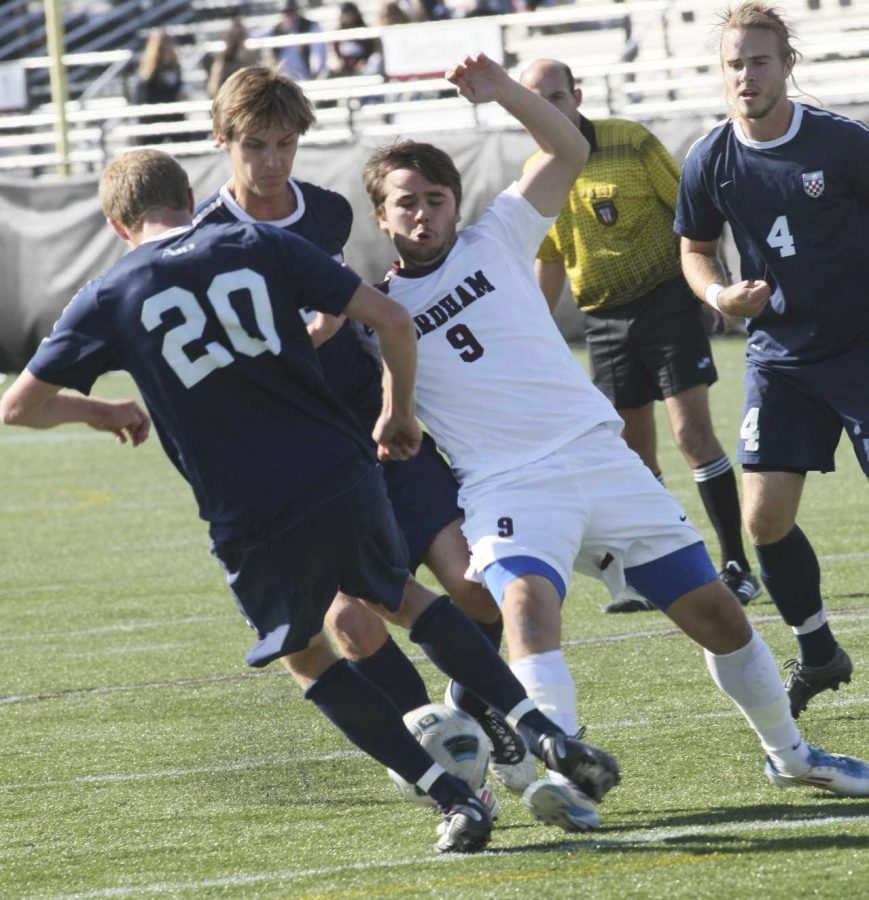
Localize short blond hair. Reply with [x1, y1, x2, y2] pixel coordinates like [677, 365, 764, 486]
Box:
[211, 66, 315, 140]
[99, 149, 190, 230]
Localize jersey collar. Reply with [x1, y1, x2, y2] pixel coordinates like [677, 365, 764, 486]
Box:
[733, 101, 803, 150]
[140, 225, 195, 245]
[218, 177, 306, 225]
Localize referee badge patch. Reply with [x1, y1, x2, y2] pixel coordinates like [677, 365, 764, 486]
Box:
[592, 199, 618, 225]
[801, 170, 825, 198]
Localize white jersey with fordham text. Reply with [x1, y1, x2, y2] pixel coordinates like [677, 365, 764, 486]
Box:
[381, 184, 621, 488]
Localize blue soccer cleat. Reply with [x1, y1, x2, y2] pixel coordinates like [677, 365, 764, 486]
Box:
[765, 746, 869, 797]
[523, 779, 601, 832]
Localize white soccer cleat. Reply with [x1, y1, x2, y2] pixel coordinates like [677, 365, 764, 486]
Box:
[765, 746, 869, 797]
[522, 779, 601, 832]
[444, 680, 537, 795]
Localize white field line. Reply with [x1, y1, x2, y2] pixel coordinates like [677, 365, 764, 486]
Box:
[3, 610, 869, 706]
[2, 690, 867, 793]
[43, 813, 869, 900]
[0, 750, 365, 793]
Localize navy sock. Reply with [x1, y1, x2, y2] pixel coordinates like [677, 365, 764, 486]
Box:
[428, 772, 476, 812]
[410, 596, 526, 719]
[755, 526, 837, 665]
[349, 635, 429, 714]
[449, 615, 504, 719]
[305, 659, 434, 785]
[410, 596, 562, 756]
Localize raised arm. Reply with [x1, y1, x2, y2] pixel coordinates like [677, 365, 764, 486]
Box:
[1, 369, 151, 446]
[535, 257, 567, 314]
[342, 282, 421, 462]
[680, 236, 770, 319]
[445, 53, 589, 217]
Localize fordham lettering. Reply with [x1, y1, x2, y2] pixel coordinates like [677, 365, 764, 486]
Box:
[413, 269, 495, 339]
[464, 270, 495, 298]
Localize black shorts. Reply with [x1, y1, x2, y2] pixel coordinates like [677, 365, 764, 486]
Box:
[584, 276, 717, 409]
[383, 432, 462, 572]
[213, 467, 409, 667]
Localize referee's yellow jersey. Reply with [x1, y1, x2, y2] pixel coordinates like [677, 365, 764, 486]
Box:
[536, 117, 683, 313]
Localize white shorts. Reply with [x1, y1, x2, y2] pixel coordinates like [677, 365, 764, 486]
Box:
[460, 423, 704, 600]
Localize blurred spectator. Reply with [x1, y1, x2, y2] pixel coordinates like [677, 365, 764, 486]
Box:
[331, 2, 378, 76]
[207, 20, 259, 98]
[379, 0, 411, 24]
[135, 29, 183, 106]
[272, 0, 328, 80]
[134, 29, 184, 144]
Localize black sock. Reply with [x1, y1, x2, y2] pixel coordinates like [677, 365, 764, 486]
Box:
[449, 615, 504, 719]
[305, 659, 434, 784]
[427, 772, 476, 812]
[755, 526, 837, 666]
[410, 596, 526, 718]
[349, 636, 429, 715]
[694, 456, 749, 570]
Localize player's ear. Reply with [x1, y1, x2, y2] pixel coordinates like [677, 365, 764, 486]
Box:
[107, 217, 130, 242]
[187, 187, 195, 214]
[574, 87, 583, 108]
[214, 131, 228, 150]
[375, 207, 390, 233]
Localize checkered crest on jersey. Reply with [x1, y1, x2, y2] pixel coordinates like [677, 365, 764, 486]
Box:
[802, 171, 824, 198]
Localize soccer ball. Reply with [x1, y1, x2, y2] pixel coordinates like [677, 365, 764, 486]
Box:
[387, 703, 490, 807]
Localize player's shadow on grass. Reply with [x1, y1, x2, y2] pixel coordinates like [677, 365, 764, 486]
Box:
[635, 800, 869, 831]
[497, 801, 869, 855]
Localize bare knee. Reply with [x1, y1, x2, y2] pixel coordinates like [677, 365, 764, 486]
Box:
[501, 575, 563, 658]
[673, 421, 721, 467]
[742, 502, 794, 546]
[447, 578, 501, 624]
[666, 581, 752, 654]
[324, 593, 389, 660]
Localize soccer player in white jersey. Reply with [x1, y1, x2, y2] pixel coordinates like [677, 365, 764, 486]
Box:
[676, 2, 869, 719]
[364, 51, 869, 831]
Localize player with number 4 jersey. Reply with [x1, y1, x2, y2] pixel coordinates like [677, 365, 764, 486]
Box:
[676, 2, 869, 718]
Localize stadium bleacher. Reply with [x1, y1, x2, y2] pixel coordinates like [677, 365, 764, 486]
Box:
[0, 0, 866, 174]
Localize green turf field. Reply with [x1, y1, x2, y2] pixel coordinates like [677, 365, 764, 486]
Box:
[2, 337, 867, 899]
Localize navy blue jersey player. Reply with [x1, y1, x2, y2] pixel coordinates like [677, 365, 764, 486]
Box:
[0, 148, 625, 852]
[198, 66, 535, 797]
[676, 2, 869, 718]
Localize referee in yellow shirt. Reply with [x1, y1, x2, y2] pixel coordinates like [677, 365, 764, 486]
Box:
[520, 58, 760, 612]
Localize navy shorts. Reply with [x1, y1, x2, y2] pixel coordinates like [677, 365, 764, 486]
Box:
[213, 467, 409, 667]
[383, 432, 462, 572]
[738, 342, 869, 475]
[585, 276, 717, 408]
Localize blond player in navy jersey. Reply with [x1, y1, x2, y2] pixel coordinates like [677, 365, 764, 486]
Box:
[676, 2, 869, 719]
[364, 51, 869, 833]
[194, 68, 535, 799]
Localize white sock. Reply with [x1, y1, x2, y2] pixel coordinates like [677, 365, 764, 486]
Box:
[704, 630, 810, 774]
[511, 650, 578, 785]
[510, 650, 577, 736]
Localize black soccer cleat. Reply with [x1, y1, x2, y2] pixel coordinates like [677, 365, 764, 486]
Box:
[719, 561, 763, 606]
[602, 587, 656, 613]
[435, 795, 493, 854]
[784, 646, 853, 719]
[538, 733, 621, 803]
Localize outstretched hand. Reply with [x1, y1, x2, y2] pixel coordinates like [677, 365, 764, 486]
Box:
[718, 280, 772, 318]
[88, 399, 151, 447]
[445, 52, 509, 105]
